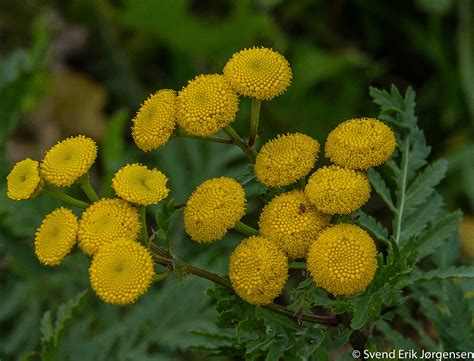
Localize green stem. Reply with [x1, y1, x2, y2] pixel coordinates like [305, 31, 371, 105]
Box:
[289, 261, 306, 269]
[174, 129, 234, 144]
[43, 187, 89, 209]
[233, 221, 258, 236]
[139, 206, 149, 246]
[79, 174, 99, 202]
[223, 125, 257, 163]
[249, 98, 261, 147]
[149, 243, 338, 326]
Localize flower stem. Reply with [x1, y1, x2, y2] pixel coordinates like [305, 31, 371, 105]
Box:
[233, 221, 258, 236]
[249, 98, 261, 147]
[79, 174, 99, 202]
[139, 206, 149, 246]
[223, 125, 257, 163]
[289, 261, 306, 269]
[43, 187, 89, 209]
[174, 129, 234, 144]
[149, 243, 338, 326]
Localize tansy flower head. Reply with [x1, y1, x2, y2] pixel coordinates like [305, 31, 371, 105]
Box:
[35, 207, 78, 266]
[305, 165, 371, 214]
[325, 118, 396, 170]
[223, 47, 292, 100]
[176, 74, 239, 137]
[78, 198, 141, 255]
[229, 236, 288, 305]
[255, 133, 319, 188]
[89, 239, 154, 305]
[259, 190, 330, 259]
[184, 177, 246, 243]
[112, 163, 169, 206]
[40, 135, 97, 187]
[132, 89, 176, 152]
[306, 224, 377, 296]
[7, 158, 42, 200]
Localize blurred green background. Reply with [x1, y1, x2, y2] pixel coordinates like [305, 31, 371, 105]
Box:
[0, 1, 473, 360]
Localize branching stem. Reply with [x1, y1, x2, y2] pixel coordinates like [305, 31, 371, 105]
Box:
[223, 125, 257, 162]
[139, 206, 149, 246]
[43, 187, 89, 209]
[249, 98, 261, 147]
[394, 139, 410, 243]
[79, 174, 100, 202]
[174, 129, 234, 144]
[233, 221, 258, 236]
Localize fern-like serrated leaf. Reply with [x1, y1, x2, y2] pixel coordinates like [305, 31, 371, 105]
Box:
[353, 210, 389, 244]
[367, 169, 396, 213]
[400, 266, 474, 286]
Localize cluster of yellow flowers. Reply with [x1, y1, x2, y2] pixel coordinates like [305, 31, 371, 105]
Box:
[7, 46, 396, 309]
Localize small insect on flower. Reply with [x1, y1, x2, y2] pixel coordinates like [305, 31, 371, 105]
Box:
[229, 236, 288, 305]
[7, 158, 42, 200]
[112, 163, 169, 206]
[255, 133, 319, 188]
[89, 239, 155, 306]
[35, 207, 79, 266]
[259, 190, 330, 259]
[306, 224, 378, 296]
[132, 89, 177, 152]
[223, 47, 292, 100]
[184, 177, 246, 243]
[325, 117, 396, 170]
[176, 74, 239, 137]
[40, 135, 97, 187]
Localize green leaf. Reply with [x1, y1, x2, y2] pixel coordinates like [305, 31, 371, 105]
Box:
[367, 169, 396, 213]
[353, 210, 389, 244]
[400, 265, 474, 286]
[351, 293, 381, 330]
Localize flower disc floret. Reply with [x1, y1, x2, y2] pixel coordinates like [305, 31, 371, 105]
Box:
[184, 177, 246, 243]
[35, 207, 78, 266]
[307, 224, 377, 296]
[223, 47, 292, 100]
[325, 118, 396, 170]
[132, 89, 176, 152]
[305, 165, 371, 214]
[40, 135, 97, 187]
[255, 133, 319, 188]
[229, 236, 288, 305]
[78, 198, 141, 255]
[7, 158, 42, 200]
[259, 190, 330, 259]
[89, 239, 154, 305]
[112, 164, 169, 206]
[176, 74, 239, 137]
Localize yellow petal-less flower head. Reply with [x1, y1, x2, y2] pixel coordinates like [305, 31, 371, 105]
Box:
[40, 135, 97, 187]
[325, 118, 396, 170]
[259, 190, 330, 259]
[89, 239, 155, 305]
[112, 163, 169, 206]
[255, 133, 319, 188]
[7, 158, 42, 200]
[229, 236, 288, 305]
[35, 207, 79, 266]
[305, 165, 371, 214]
[132, 89, 177, 152]
[176, 74, 239, 137]
[306, 224, 377, 296]
[184, 177, 246, 243]
[223, 47, 292, 100]
[78, 198, 141, 255]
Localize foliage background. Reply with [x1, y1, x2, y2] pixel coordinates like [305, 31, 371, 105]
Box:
[0, 0, 472, 360]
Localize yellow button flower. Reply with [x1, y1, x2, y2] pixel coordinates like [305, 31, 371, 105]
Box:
[40, 135, 97, 187]
[132, 89, 176, 152]
[7, 158, 42, 200]
[325, 118, 396, 170]
[35, 207, 79, 266]
[184, 177, 246, 243]
[259, 190, 330, 259]
[229, 236, 288, 305]
[306, 224, 377, 296]
[255, 133, 319, 188]
[112, 163, 169, 206]
[89, 239, 155, 305]
[305, 165, 371, 214]
[223, 47, 292, 100]
[78, 198, 141, 255]
[176, 74, 239, 137]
